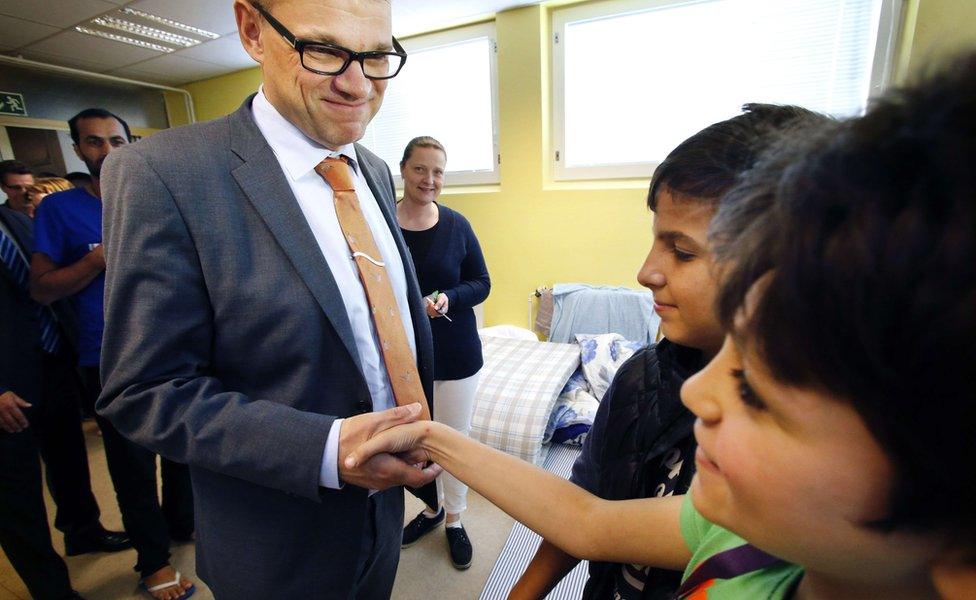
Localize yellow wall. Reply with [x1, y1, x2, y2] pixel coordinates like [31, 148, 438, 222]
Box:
[179, 0, 976, 327]
[898, 0, 976, 81]
[183, 68, 262, 123]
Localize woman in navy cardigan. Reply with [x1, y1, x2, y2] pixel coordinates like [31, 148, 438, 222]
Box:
[396, 136, 490, 570]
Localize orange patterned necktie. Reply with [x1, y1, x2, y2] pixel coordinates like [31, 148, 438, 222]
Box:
[315, 156, 431, 420]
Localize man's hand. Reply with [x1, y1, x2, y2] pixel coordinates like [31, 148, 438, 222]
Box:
[30, 249, 106, 305]
[89, 244, 106, 269]
[344, 412, 436, 472]
[338, 403, 439, 490]
[0, 391, 31, 433]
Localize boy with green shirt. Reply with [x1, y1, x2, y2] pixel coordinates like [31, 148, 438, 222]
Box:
[348, 53, 976, 599]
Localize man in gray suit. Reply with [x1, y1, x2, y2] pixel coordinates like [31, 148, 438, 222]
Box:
[97, 0, 439, 597]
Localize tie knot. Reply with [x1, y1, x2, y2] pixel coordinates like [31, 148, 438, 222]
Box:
[315, 156, 356, 192]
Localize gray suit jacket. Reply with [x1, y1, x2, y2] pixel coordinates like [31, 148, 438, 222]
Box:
[97, 96, 434, 598]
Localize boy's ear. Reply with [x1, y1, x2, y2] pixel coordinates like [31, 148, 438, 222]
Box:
[931, 562, 976, 600]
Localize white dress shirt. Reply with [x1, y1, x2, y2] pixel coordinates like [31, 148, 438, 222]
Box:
[251, 88, 417, 489]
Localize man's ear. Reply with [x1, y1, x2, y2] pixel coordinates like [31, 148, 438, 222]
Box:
[73, 144, 83, 162]
[932, 561, 976, 600]
[235, 1, 265, 65]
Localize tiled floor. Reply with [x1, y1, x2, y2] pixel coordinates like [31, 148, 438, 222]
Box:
[1, 420, 516, 599]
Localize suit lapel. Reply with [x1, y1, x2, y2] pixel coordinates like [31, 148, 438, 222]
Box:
[0, 208, 32, 293]
[228, 97, 365, 376]
[0, 206, 34, 252]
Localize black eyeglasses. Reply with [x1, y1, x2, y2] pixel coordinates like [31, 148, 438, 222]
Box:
[252, 3, 407, 80]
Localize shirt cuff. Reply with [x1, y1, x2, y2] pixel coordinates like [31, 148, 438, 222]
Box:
[319, 418, 344, 489]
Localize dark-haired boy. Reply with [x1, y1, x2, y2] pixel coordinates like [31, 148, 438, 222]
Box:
[511, 104, 828, 600]
[347, 51, 976, 600]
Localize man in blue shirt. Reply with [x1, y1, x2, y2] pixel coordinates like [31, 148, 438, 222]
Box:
[30, 108, 196, 599]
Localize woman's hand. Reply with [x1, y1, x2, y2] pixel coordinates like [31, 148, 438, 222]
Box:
[425, 292, 449, 318]
[433, 293, 449, 315]
[425, 296, 441, 318]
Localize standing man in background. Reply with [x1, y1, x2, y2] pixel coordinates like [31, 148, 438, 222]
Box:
[97, 0, 438, 597]
[1, 160, 35, 218]
[2, 164, 131, 561]
[30, 108, 195, 600]
[1, 195, 87, 600]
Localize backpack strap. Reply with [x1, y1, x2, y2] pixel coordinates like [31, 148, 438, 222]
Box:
[674, 544, 784, 599]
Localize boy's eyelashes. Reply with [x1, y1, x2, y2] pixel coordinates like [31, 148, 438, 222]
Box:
[672, 245, 697, 261]
[730, 368, 767, 410]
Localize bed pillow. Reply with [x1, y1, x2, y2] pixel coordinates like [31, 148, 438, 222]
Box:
[545, 386, 600, 446]
[575, 333, 646, 401]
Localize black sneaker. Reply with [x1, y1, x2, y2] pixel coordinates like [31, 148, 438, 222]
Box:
[402, 509, 444, 548]
[446, 525, 473, 570]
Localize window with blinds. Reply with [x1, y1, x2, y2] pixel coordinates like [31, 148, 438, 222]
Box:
[362, 23, 500, 187]
[551, 0, 903, 180]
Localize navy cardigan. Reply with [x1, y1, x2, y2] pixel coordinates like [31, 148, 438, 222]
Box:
[400, 204, 490, 381]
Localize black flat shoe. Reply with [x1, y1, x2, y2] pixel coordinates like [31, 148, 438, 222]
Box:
[64, 527, 132, 556]
[446, 525, 473, 570]
[402, 508, 444, 548]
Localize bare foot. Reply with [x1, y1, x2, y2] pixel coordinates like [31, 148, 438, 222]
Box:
[143, 565, 193, 600]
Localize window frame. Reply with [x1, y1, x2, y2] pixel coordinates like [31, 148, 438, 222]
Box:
[382, 22, 501, 188]
[550, 0, 905, 182]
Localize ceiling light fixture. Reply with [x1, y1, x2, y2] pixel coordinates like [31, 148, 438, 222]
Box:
[92, 16, 198, 47]
[121, 7, 221, 40]
[74, 26, 175, 53]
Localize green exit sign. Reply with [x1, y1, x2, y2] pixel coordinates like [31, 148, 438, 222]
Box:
[0, 92, 27, 116]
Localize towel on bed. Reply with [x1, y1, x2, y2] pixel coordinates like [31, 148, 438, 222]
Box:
[548, 283, 660, 346]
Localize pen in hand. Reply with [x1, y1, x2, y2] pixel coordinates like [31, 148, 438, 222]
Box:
[426, 291, 453, 322]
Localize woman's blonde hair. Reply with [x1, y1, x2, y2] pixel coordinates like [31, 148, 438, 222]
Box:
[399, 136, 446, 167]
[27, 177, 73, 198]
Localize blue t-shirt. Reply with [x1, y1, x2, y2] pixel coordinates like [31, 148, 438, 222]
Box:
[33, 187, 104, 367]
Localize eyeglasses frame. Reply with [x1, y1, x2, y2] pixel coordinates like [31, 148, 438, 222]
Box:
[251, 2, 407, 80]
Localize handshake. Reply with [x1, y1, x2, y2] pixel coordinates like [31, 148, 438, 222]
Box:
[336, 403, 443, 491]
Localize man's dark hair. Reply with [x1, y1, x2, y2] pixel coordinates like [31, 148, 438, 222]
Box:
[647, 103, 827, 211]
[711, 53, 976, 550]
[68, 108, 132, 145]
[0, 159, 31, 186]
[64, 171, 93, 187]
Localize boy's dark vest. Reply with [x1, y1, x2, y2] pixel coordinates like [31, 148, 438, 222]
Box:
[581, 339, 704, 600]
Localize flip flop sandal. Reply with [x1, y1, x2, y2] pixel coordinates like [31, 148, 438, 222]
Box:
[141, 570, 196, 600]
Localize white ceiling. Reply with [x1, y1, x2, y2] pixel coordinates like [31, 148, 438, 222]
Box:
[0, 0, 543, 87]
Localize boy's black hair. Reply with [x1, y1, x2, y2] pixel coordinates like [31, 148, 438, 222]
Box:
[647, 103, 826, 211]
[68, 108, 132, 145]
[0, 159, 31, 185]
[711, 53, 976, 549]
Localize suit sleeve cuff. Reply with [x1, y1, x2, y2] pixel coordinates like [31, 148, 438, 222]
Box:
[319, 418, 344, 489]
